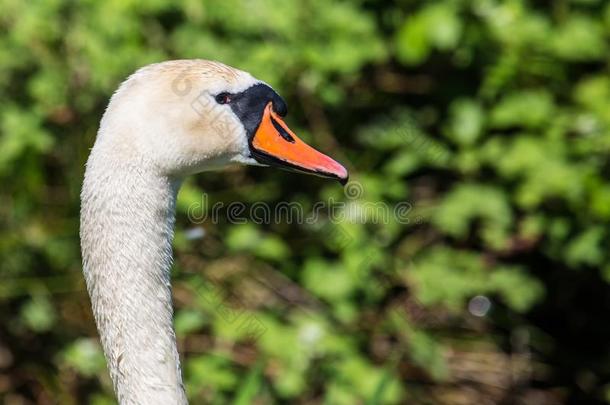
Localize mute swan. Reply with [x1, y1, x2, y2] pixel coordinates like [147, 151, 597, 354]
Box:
[80, 60, 348, 404]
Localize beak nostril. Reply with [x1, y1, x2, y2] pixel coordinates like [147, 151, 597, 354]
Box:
[270, 115, 295, 143]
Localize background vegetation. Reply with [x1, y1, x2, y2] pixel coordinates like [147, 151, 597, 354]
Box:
[1, 0, 609, 403]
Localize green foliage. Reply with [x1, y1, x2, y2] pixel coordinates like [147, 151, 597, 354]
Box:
[395, 3, 462, 65]
[61, 339, 107, 378]
[1, 0, 609, 403]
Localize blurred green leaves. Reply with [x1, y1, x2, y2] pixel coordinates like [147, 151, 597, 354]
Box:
[0, 105, 53, 171]
[552, 15, 607, 61]
[61, 339, 107, 378]
[445, 99, 485, 146]
[411, 248, 543, 313]
[20, 296, 56, 332]
[489, 90, 554, 129]
[226, 224, 290, 261]
[395, 3, 462, 65]
[433, 183, 512, 249]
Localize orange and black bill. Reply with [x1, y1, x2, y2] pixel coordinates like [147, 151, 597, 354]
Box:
[250, 103, 349, 184]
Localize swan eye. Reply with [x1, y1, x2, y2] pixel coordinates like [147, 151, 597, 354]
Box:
[215, 93, 232, 104]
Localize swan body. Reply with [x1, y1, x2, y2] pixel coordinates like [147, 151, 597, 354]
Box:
[80, 60, 347, 404]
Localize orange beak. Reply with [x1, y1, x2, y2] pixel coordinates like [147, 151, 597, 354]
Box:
[250, 103, 349, 184]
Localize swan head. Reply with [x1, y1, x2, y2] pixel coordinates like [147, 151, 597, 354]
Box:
[98, 60, 348, 184]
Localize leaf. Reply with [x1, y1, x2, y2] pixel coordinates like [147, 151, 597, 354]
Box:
[21, 296, 56, 332]
[446, 99, 485, 146]
[565, 227, 605, 267]
[61, 339, 107, 377]
[408, 330, 449, 381]
[174, 309, 206, 337]
[552, 16, 607, 61]
[490, 90, 554, 129]
[432, 183, 512, 249]
[233, 360, 264, 405]
[395, 4, 462, 65]
[226, 225, 290, 261]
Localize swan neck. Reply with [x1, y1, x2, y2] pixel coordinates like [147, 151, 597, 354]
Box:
[80, 149, 187, 405]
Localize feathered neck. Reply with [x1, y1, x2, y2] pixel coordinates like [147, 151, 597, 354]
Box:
[80, 135, 187, 404]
